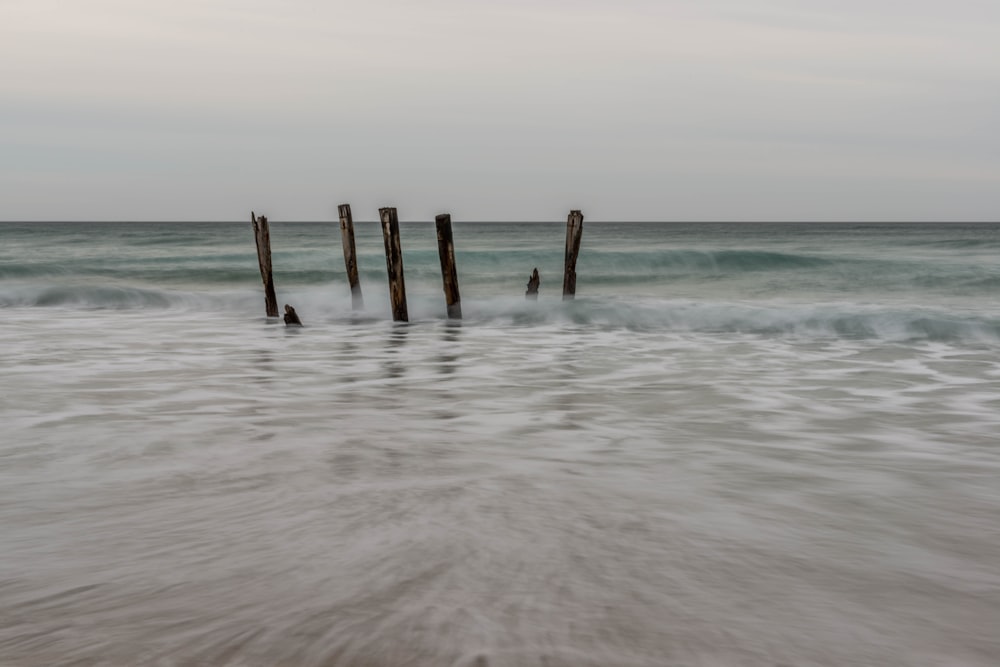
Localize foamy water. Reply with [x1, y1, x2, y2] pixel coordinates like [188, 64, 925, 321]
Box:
[1, 222, 999, 665]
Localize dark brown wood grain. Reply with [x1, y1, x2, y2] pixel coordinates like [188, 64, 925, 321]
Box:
[435, 214, 462, 319]
[251, 212, 279, 317]
[338, 204, 363, 310]
[378, 207, 408, 322]
[562, 210, 584, 300]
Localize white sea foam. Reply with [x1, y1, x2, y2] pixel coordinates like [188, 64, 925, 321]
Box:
[2, 305, 999, 666]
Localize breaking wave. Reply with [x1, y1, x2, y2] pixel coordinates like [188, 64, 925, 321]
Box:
[466, 298, 1000, 343]
[3, 282, 996, 344]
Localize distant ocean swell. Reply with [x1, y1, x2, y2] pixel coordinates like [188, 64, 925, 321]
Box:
[2, 247, 995, 289]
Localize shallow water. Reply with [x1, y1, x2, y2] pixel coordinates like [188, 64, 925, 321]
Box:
[1, 222, 999, 665]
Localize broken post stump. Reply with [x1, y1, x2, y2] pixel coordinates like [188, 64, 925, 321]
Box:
[283, 304, 302, 326]
[338, 203, 363, 310]
[562, 210, 584, 300]
[250, 211, 279, 317]
[526, 268, 540, 299]
[435, 213, 462, 319]
[378, 207, 408, 322]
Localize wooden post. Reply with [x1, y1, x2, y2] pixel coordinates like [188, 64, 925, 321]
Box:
[283, 304, 302, 326]
[562, 210, 584, 300]
[338, 204, 363, 310]
[526, 268, 540, 299]
[378, 207, 408, 322]
[435, 213, 462, 319]
[250, 211, 279, 317]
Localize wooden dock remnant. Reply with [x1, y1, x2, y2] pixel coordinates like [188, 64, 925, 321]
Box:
[526, 268, 540, 299]
[562, 210, 584, 300]
[250, 211, 279, 317]
[378, 207, 408, 322]
[338, 204, 363, 310]
[435, 213, 462, 319]
[283, 304, 302, 326]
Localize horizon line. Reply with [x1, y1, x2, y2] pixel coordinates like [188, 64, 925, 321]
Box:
[2, 219, 997, 225]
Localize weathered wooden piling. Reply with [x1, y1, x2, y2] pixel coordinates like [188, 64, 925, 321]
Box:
[378, 207, 408, 322]
[283, 304, 302, 326]
[338, 204, 363, 310]
[435, 214, 462, 319]
[526, 268, 540, 299]
[250, 211, 279, 317]
[562, 210, 584, 300]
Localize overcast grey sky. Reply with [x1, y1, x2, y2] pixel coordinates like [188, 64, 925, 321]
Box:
[2, 0, 999, 221]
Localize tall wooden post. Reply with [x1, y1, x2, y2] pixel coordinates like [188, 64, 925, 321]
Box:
[435, 213, 462, 320]
[562, 210, 584, 300]
[250, 211, 279, 317]
[378, 207, 408, 322]
[338, 204, 363, 310]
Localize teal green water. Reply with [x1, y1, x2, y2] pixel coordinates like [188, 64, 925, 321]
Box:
[1, 221, 998, 340]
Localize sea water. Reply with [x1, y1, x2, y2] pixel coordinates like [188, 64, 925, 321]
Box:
[1, 221, 998, 666]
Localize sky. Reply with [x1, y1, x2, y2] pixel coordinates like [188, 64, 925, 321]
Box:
[2, 0, 999, 221]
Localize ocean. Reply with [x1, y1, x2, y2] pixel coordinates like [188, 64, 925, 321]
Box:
[1, 220, 998, 666]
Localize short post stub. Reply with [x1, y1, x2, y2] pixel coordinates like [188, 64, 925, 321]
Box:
[562, 210, 584, 300]
[378, 207, 408, 322]
[526, 268, 540, 300]
[338, 203, 363, 310]
[250, 211, 279, 317]
[283, 304, 302, 326]
[435, 213, 462, 320]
